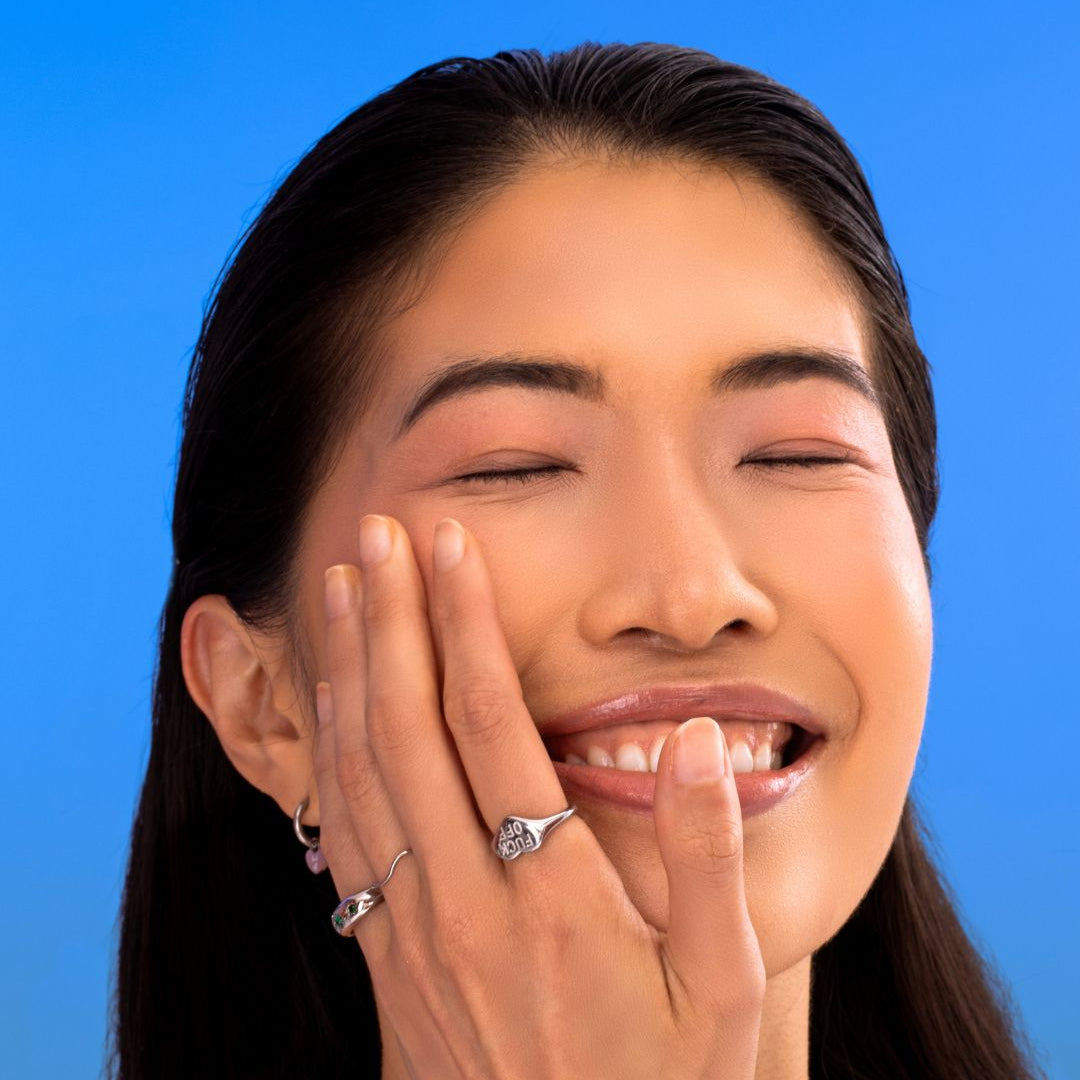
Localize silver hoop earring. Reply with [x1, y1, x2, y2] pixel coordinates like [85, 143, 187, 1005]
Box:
[293, 798, 327, 874]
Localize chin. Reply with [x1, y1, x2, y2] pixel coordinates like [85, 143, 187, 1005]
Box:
[582, 801, 853, 981]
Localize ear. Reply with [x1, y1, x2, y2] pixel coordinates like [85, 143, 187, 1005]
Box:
[180, 594, 319, 824]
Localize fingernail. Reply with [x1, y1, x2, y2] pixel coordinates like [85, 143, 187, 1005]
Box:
[324, 565, 355, 619]
[673, 716, 727, 783]
[433, 518, 465, 571]
[315, 682, 332, 727]
[359, 515, 393, 567]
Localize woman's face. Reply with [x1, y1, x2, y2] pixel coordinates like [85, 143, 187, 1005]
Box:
[296, 159, 933, 976]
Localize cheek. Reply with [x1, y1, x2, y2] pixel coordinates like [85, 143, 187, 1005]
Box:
[795, 486, 933, 768]
[744, 485, 932, 972]
[795, 488, 931, 830]
[293, 494, 446, 676]
[752, 482, 932, 743]
[449, 513, 599, 687]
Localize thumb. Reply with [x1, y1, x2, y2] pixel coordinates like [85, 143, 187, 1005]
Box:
[654, 716, 766, 1019]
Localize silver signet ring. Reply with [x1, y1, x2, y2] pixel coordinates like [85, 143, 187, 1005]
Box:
[492, 806, 577, 861]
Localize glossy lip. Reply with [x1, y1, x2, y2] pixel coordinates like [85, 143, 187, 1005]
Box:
[538, 684, 826, 739]
[552, 734, 825, 816]
[538, 684, 828, 817]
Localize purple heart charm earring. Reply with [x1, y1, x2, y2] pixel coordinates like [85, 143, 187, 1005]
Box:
[293, 798, 327, 874]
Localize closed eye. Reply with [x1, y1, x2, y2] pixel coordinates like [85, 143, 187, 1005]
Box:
[744, 454, 856, 469]
[455, 456, 855, 485]
[453, 464, 571, 485]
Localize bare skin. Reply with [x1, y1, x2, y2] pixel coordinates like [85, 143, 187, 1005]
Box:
[182, 160, 933, 1078]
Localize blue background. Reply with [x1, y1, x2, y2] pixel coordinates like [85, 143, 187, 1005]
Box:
[2, 2, 1077, 1076]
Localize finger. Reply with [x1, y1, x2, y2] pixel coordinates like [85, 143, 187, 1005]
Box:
[653, 718, 766, 1025]
[311, 678, 392, 959]
[355, 515, 492, 877]
[311, 679, 364, 880]
[323, 566, 410, 877]
[430, 518, 578, 840]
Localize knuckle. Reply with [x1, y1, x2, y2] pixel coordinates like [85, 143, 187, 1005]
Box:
[361, 582, 418, 627]
[431, 903, 485, 962]
[723, 965, 768, 1018]
[746, 962, 768, 1004]
[528, 902, 577, 953]
[733, 947, 767, 997]
[508, 868, 592, 943]
[691, 950, 766, 1024]
[677, 817, 742, 874]
[446, 675, 513, 742]
[365, 692, 428, 755]
[432, 582, 464, 623]
[335, 745, 379, 804]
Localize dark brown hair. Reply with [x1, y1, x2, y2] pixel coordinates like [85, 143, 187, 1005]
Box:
[113, 42, 1045, 1078]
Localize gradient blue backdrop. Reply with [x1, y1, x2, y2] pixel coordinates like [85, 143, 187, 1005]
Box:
[2, 2, 1077, 1076]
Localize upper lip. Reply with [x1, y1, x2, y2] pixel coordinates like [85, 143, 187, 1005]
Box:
[537, 684, 826, 739]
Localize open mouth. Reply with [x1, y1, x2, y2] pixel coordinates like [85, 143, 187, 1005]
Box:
[544, 718, 818, 776]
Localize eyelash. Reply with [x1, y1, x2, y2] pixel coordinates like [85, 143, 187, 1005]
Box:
[749, 454, 855, 469]
[457, 465, 570, 485]
[456, 455, 854, 485]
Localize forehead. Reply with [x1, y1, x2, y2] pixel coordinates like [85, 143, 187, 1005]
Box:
[374, 159, 866, 411]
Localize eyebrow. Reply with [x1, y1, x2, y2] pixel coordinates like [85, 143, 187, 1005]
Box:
[394, 347, 878, 439]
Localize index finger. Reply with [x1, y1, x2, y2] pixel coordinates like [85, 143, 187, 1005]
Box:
[430, 518, 583, 847]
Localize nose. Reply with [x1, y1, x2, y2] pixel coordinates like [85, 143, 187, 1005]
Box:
[576, 471, 779, 654]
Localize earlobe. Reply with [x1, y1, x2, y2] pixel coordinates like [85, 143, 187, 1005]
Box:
[180, 595, 318, 821]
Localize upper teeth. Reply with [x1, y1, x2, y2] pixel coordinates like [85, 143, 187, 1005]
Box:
[566, 733, 783, 773]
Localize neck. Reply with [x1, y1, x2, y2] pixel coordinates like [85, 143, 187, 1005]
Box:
[755, 954, 812, 1080]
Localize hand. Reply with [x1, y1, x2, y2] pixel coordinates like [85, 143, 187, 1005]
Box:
[313, 514, 765, 1079]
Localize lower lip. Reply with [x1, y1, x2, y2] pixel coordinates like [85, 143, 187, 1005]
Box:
[551, 736, 825, 817]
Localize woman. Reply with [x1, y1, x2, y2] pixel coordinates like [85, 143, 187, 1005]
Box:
[114, 43, 1045, 1078]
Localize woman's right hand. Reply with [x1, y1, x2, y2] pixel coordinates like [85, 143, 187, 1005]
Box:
[312, 514, 766, 1079]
